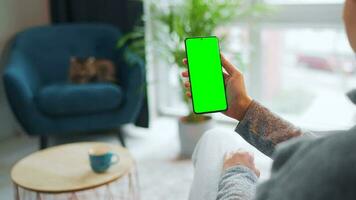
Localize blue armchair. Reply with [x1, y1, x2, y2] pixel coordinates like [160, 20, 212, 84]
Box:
[3, 24, 146, 148]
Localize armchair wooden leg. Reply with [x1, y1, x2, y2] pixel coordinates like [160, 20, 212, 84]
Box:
[39, 136, 48, 149]
[117, 129, 126, 147]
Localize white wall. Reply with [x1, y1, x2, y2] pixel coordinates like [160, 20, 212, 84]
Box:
[0, 0, 50, 139]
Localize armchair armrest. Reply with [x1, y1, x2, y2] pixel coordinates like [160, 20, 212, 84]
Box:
[3, 52, 41, 98]
[118, 50, 146, 120]
[3, 52, 42, 132]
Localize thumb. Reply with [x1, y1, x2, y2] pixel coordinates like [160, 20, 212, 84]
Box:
[253, 167, 260, 178]
[220, 54, 243, 76]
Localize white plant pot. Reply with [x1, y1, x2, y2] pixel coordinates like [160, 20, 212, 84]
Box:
[178, 117, 214, 158]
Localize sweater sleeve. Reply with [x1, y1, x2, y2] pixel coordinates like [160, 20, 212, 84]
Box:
[217, 166, 258, 200]
[235, 101, 309, 157]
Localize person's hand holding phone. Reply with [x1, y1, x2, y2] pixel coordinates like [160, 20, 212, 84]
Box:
[181, 54, 252, 121]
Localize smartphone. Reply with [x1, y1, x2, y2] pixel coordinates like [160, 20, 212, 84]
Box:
[184, 36, 227, 114]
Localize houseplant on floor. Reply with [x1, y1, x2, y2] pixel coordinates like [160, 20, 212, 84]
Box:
[120, 0, 268, 157]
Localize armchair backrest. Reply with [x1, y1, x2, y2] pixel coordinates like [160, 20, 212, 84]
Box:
[11, 24, 122, 84]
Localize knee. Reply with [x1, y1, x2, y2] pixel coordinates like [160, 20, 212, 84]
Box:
[199, 128, 232, 145]
[192, 128, 242, 163]
[198, 127, 245, 149]
[192, 128, 226, 163]
[201, 128, 224, 141]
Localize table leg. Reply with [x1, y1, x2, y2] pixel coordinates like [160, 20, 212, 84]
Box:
[13, 184, 19, 200]
[128, 172, 133, 198]
[70, 192, 79, 200]
[133, 166, 141, 200]
[36, 192, 42, 200]
[106, 184, 114, 200]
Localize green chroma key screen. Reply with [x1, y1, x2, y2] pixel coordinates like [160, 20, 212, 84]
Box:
[185, 36, 227, 114]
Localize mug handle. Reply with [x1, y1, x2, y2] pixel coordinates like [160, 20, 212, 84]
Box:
[110, 153, 119, 165]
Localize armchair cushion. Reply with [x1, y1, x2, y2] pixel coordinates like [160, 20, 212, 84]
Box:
[35, 83, 123, 116]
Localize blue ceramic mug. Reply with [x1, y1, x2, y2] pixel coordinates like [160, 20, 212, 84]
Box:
[88, 145, 119, 173]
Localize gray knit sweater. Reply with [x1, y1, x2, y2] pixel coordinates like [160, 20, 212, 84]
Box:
[217, 100, 356, 200]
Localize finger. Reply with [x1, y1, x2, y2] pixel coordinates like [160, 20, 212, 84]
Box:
[224, 152, 230, 160]
[225, 151, 234, 160]
[181, 71, 189, 78]
[236, 148, 244, 153]
[248, 155, 254, 163]
[182, 58, 188, 65]
[236, 149, 248, 155]
[254, 168, 261, 177]
[220, 54, 238, 75]
[223, 72, 230, 81]
[248, 152, 255, 161]
[184, 81, 190, 88]
[186, 92, 192, 98]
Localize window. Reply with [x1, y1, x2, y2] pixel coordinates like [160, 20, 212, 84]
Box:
[257, 28, 356, 130]
[148, 0, 356, 130]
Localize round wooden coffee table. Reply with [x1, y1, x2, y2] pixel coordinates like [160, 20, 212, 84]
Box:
[11, 142, 139, 200]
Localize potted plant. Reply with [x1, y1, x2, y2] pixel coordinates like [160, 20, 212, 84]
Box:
[119, 0, 268, 157]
